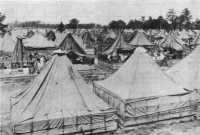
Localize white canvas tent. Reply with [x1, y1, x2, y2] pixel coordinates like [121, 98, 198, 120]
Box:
[0, 33, 16, 52]
[97, 47, 185, 99]
[23, 33, 57, 49]
[102, 33, 132, 55]
[160, 34, 185, 51]
[11, 52, 117, 134]
[166, 45, 200, 90]
[94, 47, 199, 127]
[59, 33, 86, 55]
[129, 31, 154, 47]
[54, 32, 68, 46]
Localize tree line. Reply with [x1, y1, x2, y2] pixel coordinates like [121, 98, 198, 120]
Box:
[109, 8, 200, 31]
[1, 8, 200, 33]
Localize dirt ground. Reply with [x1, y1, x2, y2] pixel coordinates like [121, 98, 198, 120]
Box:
[118, 120, 200, 135]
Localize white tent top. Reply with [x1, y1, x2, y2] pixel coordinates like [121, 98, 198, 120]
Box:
[0, 33, 16, 52]
[11, 54, 111, 123]
[96, 47, 185, 100]
[166, 45, 200, 90]
[11, 29, 27, 40]
[23, 33, 56, 48]
[72, 34, 85, 49]
[129, 31, 154, 46]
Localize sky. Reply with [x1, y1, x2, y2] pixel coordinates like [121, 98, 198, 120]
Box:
[0, 0, 200, 24]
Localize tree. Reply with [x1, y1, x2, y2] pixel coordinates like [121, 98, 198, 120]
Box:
[166, 9, 177, 30]
[194, 19, 200, 30]
[181, 8, 192, 29]
[56, 22, 65, 33]
[46, 30, 56, 41]
[126, 19, 143, 29]
[68, 18, 79, 29]
[126, 20, 134, 29]
[117, 20, 126, 29]
[0, 12, 5, 22]
[182, 8, 192, 22]
[143, 16, 153, 30]
[0, 12, 7, 34]
[108, 20, 118, 29]
[108, 20, 126, 30]
[166, 9, 176, 23]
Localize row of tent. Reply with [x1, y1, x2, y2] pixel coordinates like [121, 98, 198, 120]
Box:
[1, 28, 200, 56]
[0, 32, 86, 54]
[102, 31, 154, 56]
[0, 32, 94, 67]
[9, 44, 200, 134]
[103, 30, 200, 57]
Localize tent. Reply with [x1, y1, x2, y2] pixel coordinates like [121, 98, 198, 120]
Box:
[166, 45, 200, 90]
[12, 37, 24, 67]
[97, 47, 185, 99]
[11, 52, 117, 134]
[0, 32, 16, 52]
[102, 33, 133, 55]
[94, 47, 199, 127]
[81, 30, 95, 49]
[23, 33, 57, 50]
[128, 31, 154, 47]
[160, 34, 186, 51]
[54, 32, 68, 46]
[59, 33, 86, 55]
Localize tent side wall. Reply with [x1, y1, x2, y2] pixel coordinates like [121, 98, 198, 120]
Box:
[94, 83, 200, 127]
[124, 91, 200, 127]
[93, 84, 126, 119]
[14, 111, 117, 135]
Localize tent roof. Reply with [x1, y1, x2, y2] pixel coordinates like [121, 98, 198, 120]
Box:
[166, 45, 200, 90]
[129, 31, 154, 46]
[54, 32, 68, 46]
[96, 47, 185, 100]
[72, 34, 85, 49]
[12, 38, 24, 63]
[23, 33, 56, 49]
[12, 54, 111, 123]
[0, 33, 16, 52]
